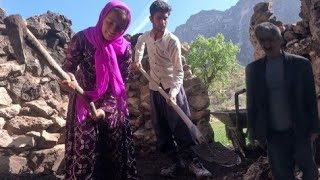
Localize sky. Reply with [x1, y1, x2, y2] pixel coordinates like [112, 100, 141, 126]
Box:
[1, 0, 239, 35]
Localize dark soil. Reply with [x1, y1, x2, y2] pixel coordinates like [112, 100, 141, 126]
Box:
[135, 143, 267, 180]
[136, 150, 255, 180]
[1, 147, 264, 180]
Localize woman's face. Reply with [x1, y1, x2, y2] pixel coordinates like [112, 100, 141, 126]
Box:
[101, 9, 128, 41]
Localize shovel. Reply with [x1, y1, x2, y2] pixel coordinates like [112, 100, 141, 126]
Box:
[5, 15, 98, 117]
[138, 67, 241, 166]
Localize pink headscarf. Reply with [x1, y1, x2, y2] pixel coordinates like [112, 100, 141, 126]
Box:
[76, 0, 131, 123]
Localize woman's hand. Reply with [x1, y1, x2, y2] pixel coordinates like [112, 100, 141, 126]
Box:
[132, 62, 142, 71]
[60, 73, 79, 93]
[91, 109, 106, 121]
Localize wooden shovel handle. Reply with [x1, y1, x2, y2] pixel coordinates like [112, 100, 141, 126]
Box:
[138, 67, 206, 143]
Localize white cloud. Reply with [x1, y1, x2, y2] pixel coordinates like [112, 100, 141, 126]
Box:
[131, 16, 150, 34]
[129, 0, 170, 34]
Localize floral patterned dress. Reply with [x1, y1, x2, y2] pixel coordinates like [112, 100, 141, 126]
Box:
[63, 32, 137, 180]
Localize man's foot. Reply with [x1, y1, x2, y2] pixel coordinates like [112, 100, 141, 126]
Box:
[160, 163, 177, 178]
[160, 159, 185, 178]
[189, 158, 212, 178]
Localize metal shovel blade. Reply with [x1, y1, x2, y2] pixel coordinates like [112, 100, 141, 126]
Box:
[191, 142, 241, 167]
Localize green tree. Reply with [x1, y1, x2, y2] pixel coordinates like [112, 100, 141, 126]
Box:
[186, 34, 240, 89]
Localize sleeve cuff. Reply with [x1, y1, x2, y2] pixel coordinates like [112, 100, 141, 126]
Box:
[169, 88, 179, 98]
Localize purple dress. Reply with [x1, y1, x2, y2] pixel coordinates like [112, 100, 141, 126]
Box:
[63, 32, 137, 179]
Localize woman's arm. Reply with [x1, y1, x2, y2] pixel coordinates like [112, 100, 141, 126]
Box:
[62, 32, 85, 73]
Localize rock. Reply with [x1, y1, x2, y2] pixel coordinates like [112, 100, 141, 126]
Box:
[128, 97, 140, 117]
[0, 8, 6, 23]
[26, 58, 42, 76]
[47, 115, 66, 133]
[38, 130, 60, 149]
[0, 155, 29, 175]
[0, 60, 25, 81]
[0, 130, 13, 148]
[7, 76, 41, 103]
[283, 30, 298, 42]
[9, 135, 36, 151]
[243, 157, 271, 180]
[0, 87, 12, 106]
[23, 99, 55, 118]
[6, 116, 53, 135]
[0, 117, 5, 129]
[26, 16, 51, 39]
[188, 95, 210, 111]
[28, 144, 65, 173]
[191, 109, 211, 121]
[0, 104, 21, 119]
[4, 15, 31, 65]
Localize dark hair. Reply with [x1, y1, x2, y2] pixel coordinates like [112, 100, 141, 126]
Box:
[150, 0, 172, 16]
[255, 22, 282, 41]
[110, 7, 128, 19]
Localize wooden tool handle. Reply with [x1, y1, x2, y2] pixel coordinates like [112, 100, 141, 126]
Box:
[139, 67, 206, 143]
[7, 15, 98, 117]
[25, 27, 98, 117]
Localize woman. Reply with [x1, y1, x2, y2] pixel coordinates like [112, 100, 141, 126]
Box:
[61, 1, 137, 179]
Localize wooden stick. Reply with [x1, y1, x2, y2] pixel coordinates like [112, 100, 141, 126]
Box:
[6, 15, 97, 116]
[139, 67, 206, 143]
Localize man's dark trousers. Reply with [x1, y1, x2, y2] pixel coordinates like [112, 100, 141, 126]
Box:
[267, 130, 318, 180]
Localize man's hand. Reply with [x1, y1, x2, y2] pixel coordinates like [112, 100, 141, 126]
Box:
[91, 109, 105, 122]
[250, 139, 266, 149]
[59, 73, 78, 93]
[311, 133, 319, 142]
[166, 95, 176, 106]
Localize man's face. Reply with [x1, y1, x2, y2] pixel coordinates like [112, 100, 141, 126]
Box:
[150, 11, 169, 32]
[257, 32, 282, 57]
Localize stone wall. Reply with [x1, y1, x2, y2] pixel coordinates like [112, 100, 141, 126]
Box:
[0, 10, 213, 176]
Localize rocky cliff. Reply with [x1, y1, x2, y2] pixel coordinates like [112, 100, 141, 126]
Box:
[173, 0, 301, 65]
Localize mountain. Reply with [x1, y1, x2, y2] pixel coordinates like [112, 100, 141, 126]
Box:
[173, 0, 301, 65]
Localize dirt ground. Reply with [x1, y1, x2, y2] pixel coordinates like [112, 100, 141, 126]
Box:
[4, 140, 318, 179]
[135, 142, 268, 180]
[2, 149, 261, 180]
[135, 150, 255, 180]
